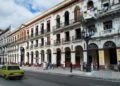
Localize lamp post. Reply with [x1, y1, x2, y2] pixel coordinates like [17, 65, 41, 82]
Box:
[82, 27, 92, 72]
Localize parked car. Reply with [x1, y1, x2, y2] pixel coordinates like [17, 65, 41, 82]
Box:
[0, 65, 24, 79]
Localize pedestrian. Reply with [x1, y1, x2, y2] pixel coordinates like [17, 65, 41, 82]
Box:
[70, 62, 73, 73]
[83, 62, 86, 71]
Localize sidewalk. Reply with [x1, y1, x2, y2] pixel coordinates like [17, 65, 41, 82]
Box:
[21, 66, 120, 80]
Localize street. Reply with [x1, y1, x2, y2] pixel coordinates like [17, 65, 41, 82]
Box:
[0, 71, 120, 86]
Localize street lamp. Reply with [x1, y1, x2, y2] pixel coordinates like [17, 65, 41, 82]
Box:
[82, 27, 92, 72]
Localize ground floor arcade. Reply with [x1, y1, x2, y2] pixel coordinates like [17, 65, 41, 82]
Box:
[7, 41, 120, 70]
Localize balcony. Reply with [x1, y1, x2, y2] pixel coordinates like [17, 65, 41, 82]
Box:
[53, 19, 81, 33]
[44, 29, 51, 35]
[26, 46, 29, 49]
[100, 28, 119, 37]
[54, 40, 61, 46]
[39, 43, 44, 48]
[62, 38, 71, 44]
[45, 42, 51, 47]
[34, 44, 38, 48]
[30, 45, 34, 49]
[72, 36, 82, 43]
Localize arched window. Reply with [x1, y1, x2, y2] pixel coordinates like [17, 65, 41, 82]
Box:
[35, 26, 38, 36]
[87, 0, 94, 10]
[31, 28, 33, 37]
[64, 11, 69, 26]
[74, 6, 80, 22]
[56, 15, 60, 28]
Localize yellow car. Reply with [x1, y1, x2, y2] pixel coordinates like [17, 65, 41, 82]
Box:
[0, 65, 24, 79]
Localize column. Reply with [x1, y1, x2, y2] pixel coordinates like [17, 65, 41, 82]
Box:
[33, 54, 36, 65]
[44, 52, 48, 62]
[99, 50, 105, 69]
[116, 48, 120, 62]
[29, 54, 31, 64]
[83, 51, 87, 63]
[52, 53, 56, 64]
[61, 53, 65, 67]
[39, 53, 41, 64]
[71, 52, 75, 65]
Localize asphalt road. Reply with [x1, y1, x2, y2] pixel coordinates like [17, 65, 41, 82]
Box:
[0, 71, 120, 86]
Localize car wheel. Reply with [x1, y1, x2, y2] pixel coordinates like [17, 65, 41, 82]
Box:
[4, 75, 8, 79]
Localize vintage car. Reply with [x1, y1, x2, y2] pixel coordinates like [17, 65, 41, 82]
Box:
[0, 65, 24, 79]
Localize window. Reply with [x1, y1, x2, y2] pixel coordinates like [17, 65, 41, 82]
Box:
[87, 0, 94, 10]
[47, 20, 50, 32]
[35, 26, 38, 36]
[56, 34, 60, 42]
[74, 6, 80, 22]
[65, 32, 70, 41]
[8, 66, 20, 70]
[27, 42, 29, 48]
[41, 38, 44, 46]
[103, 20, 112, 30]
[41, 23, 44, 34]
[75, 28, 81, 39]
[88, 25, 96, 35]
[2, 66, 6, 70]
[56, 15, 61, 28]
[64, 11, 69, 26]
[31, 41, 33, 48]
[101, 0, 109, 11]
[47, 36, 50, 45]
[36, 40, 38, 47]
[31, 28, 33, 37]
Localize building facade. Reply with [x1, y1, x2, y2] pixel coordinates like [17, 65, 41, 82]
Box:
[0, 28, 11, 64]
[1, 0, 120, 70]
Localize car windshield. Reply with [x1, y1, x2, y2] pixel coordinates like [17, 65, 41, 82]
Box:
[8, 66, 20, 70]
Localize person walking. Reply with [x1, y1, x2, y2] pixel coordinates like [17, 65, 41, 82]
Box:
[70, 62, 73, 73]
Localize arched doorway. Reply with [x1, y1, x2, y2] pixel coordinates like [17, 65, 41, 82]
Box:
[74, 6, 80, 22]
[27, 52, 29, 64]
[75, 46, 83, 68]
[104, 41, 117, 69]
[56, 48, 61, 67]
[20, 47, 25, 66]
[31, 51, 34, 65]
[88, 43, 99, 70]
[35, 51, 39, 64]
[65, 47, 71, 67]
[64, 11, 69, 25]
[41, 50, 44, 63]
[47, 49, 51, 63]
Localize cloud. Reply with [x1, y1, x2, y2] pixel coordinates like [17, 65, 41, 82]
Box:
[0, 0, 63, 30]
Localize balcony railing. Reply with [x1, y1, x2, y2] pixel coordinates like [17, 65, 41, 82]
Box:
[44, 29, 51, 34]
[26, 46, 29, 49]
[72, 36, 82, 42]
[45, 42, 51, 47]
[34, 44, 38, 48]
[39, 43, 44, 48]
[100, 28, 118, 36]
[54, 40, 61, 46]
[62, 38, 71, 44]
[30, 45, 34, 49]
[53, 19, 80, 32]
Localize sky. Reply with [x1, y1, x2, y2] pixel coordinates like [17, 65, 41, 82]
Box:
[0, 0, 64, 30]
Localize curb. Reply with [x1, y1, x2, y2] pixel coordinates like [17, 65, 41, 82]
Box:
[22, 68, 120, 82]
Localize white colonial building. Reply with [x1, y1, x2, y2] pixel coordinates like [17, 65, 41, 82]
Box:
[0, 28, 11, 64]
[1, 0, 120, 70]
